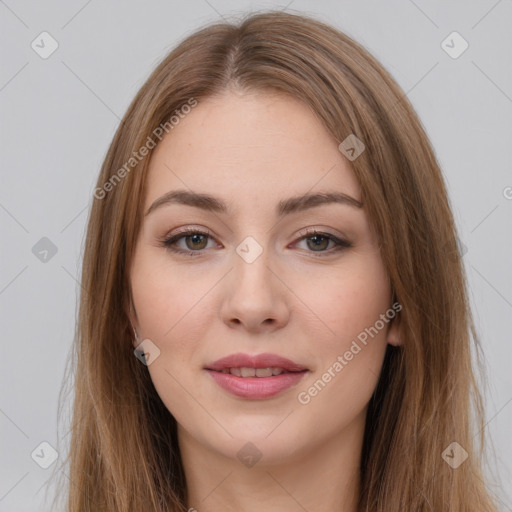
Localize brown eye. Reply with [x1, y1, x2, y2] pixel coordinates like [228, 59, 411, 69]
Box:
[160, 229, 216, 257]
[184, 233, 208, 250]
[305, 234, 331, 251]
[295, 229, 352, 257]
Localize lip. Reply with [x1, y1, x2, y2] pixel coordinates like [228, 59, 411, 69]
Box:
[204, 352, 308, 400]
[205, 352, 308, 372]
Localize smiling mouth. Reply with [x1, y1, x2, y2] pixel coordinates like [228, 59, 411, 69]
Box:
[213, 367, 303, 377]
[206, 366, 308, 399]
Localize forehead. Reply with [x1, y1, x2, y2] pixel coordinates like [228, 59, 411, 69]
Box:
[144, 91, 361, 210]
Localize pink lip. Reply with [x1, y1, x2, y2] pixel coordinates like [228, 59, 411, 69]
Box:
[205, 352, 307, 372]
[205, 352, 308, 400]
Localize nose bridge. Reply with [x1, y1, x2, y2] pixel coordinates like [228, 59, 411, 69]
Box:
[233, 234, 275, 299]
[220, 234, 290, 331]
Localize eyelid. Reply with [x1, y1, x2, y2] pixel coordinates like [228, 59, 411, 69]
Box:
[294, 226, 350, 243]
[169, 225, 215, 238]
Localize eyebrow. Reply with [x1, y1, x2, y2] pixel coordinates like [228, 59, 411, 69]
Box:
[144, 189, 363, 217]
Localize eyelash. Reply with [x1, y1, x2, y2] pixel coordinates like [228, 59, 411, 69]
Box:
[158, 228, 352, 258]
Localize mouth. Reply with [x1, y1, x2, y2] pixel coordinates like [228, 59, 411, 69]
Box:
[204, 353, 308, 399]
[212, 367, 301, 377]
[205, 352, 308, 373]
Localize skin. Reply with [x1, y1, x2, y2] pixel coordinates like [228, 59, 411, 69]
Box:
[129, 89, 401, 512]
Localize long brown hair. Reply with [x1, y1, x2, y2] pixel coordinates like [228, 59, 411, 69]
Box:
[55, 10, 499, 511]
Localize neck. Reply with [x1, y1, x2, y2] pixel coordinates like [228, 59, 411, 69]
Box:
[178, 410, 365, 512]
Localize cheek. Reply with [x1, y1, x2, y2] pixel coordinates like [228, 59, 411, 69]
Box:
[292, 258, 391, 426]
[298, 254, 391, 353]
[130, 254, 215, 425]
[131, 251, 216, 349]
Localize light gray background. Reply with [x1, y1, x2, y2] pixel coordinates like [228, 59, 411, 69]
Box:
[1, 1, 511, 510]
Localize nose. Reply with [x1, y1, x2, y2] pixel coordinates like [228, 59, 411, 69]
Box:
[219, 245, 291, 334]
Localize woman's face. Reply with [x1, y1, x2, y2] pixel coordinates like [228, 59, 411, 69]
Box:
[129, 90, 400, 465]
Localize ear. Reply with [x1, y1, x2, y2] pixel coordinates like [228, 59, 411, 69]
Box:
[125, 288, 140, 349]
[130, 322, 140, 349]
[386, 314, 402, 347]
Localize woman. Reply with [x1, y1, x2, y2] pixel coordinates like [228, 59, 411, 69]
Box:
[60, 10, 499, 512]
